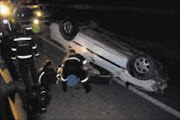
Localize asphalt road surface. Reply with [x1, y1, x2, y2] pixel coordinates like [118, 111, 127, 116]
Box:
[29, 30, 179, 119]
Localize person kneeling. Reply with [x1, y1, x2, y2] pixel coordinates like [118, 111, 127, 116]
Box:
[57, 50, 91, 93]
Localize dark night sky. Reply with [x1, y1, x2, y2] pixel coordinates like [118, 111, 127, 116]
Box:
[39, 0, 178, 9]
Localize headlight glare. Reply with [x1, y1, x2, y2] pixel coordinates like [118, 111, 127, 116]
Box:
[33, 19, 39, 25]
[0, 4, 10, 16]
[36, 11, 42, 17]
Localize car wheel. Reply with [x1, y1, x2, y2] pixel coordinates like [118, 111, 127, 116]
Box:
[128, 55, 156, 80]
[59, 17, 78, 41]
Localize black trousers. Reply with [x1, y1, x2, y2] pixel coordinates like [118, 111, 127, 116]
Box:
[18, 57, 38, 92]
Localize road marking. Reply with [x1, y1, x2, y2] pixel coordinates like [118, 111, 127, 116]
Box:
[37, 34, 180, 119]
[113, 78, 180, 119]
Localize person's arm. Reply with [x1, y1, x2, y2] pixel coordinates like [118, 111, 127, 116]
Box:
[56, 67, 62, 84]
[80, 70, 91, 93]
[10, 40, 17, 60]
[0, 31, 3, 45]
[32, 39, 39, 57]
[0, 32, 3, 52]
[76, 54, 87, 65]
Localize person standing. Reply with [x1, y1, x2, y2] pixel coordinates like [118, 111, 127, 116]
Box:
[11, 22, 39, 92]
[0, 19, 20, 81]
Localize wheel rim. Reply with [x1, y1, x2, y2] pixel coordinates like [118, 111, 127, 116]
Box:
[63, 21, 73, 34]
[134, 57, 150, 74]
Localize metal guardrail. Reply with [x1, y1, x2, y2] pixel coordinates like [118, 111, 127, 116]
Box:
[0, 56, 27, 120]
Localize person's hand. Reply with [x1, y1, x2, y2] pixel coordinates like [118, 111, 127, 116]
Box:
[35, 53, 40, 58]
[56, 74, 61, 84]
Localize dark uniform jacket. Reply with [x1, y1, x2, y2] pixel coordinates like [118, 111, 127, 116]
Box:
[61, 53, 88, 83]
[60, 53, 91, 93]
[0, 30, 3, 44]
[38, 67, 57, 90]
[11, 36, 39, 60]
[0, 30, 3, 54]
[0, 30, 12, 59]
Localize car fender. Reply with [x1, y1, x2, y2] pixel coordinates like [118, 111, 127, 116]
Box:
[49, 22, 69, 52]
[71, 33, 129, 69]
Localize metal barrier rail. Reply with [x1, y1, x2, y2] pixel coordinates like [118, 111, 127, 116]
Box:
[0, 56, 27, 120]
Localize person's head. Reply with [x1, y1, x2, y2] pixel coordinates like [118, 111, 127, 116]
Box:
[43, 60, 52, 68]
[68, 49, 76, 57]
[69, 49, 76, 54]
[14, 22, 26, 35]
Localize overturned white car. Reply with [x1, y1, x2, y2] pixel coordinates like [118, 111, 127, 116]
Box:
[49, 19, 168, 92]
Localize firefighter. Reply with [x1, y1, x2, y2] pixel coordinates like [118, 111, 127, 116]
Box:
[38, 60, 57, 90]
[10, 22, 39, 93]
[0, 19, 20, 81]
[58, 49, 91, 93]
[0, 29, 3, 54]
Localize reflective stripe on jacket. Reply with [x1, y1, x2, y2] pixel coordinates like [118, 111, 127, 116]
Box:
[11, 36, 39, 60]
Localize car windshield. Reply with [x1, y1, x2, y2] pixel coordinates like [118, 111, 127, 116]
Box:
[14, 7, 34, 20]
[20, 0, 39, 5]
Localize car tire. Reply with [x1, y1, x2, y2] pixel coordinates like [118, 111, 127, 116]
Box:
[59, 16, 78, 41]
[128, 55, 156, 80]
